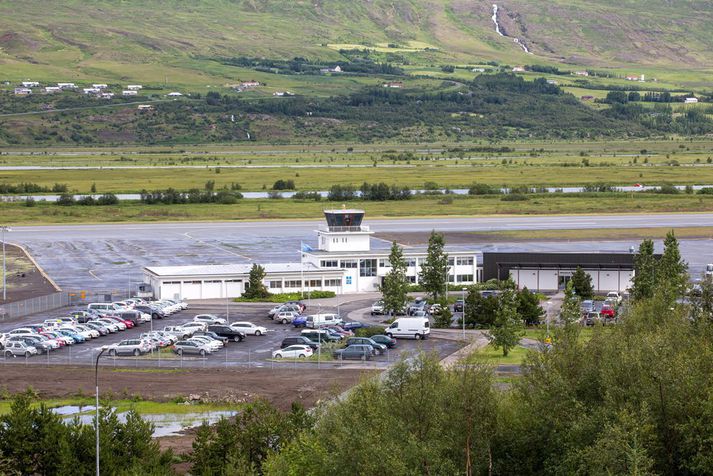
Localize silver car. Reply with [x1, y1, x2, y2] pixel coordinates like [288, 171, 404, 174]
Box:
[172, 340, 211, 356]
[4, 341, 38, 358]
[106, 339, 151, 357]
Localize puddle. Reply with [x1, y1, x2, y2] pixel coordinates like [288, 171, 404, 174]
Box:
[51, 406, 237, 437]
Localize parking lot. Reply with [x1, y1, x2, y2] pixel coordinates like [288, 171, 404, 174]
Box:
[0, 297, 463, 369]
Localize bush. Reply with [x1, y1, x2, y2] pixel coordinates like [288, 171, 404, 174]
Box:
[655, 183, 680, 194]
[267, 191, 283, 199]
[468, 183, 499, 195]
[354, 326, 387, 337]
[292, 191, 322, 201]
[233, 290, 336, 303]
[56, 193, 75, 206]
[24, 197, 35, 207]
[272, 179, 296, 190]
[96, 193, 119, 205]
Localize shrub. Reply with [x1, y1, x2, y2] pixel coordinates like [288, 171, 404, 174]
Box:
[354, 326, 387, 337]
[292, 191, 322, 201]
[96, 193, 119, 205]
[501, 194, 529, 201]
[272, 179, 296, 190]
[56, 193, 75, 206]
[468, 183, 499, 195]
[24, 197, 35, 207]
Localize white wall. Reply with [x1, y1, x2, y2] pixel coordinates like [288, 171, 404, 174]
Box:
[317, 232, 371, 252]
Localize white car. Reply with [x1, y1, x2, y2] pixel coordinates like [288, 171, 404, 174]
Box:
[7, 328, 38, 337]
[181, 321, 208, 333]
[60, 326, 93, 340]
[188, 336, 222, 351]
[371, 300, 385, 315]
[97, 318, 124, 331]
[193, 314, 226, 325]
[606, 291, 623, 304]
[230, 322, 267, 336]
[272, 345, 313, 359]
[74, 325, 100, 339]
[275, 311, 299, 325]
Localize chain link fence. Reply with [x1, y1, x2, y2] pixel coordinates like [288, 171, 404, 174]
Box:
[0, 290, 136, 321]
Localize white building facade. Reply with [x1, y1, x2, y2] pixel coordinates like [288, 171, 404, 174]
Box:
[143, 209, 481, 300]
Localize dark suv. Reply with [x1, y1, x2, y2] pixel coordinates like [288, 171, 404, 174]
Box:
[346, 337, 387, 355]
[207, 325, 245, 342]
[136, 304, 166, 320]
[281, 336, 320, 350]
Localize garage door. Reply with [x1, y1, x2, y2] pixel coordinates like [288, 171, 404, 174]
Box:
[202, 280, 223, 299]
[160, 282, 181, 300]
[181, 281, 202, 300]
[226, 280, 243, 297]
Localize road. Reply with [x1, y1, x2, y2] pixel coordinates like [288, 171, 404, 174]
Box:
[5, 213, 713, 292]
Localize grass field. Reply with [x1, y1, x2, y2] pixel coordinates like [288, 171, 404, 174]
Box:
[4, 193, 713, 225]
[468, 226, 713, 241]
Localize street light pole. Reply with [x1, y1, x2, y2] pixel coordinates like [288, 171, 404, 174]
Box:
[1, 226, 10, 302]
[95, 346, 108, 476]
[462, 288, 467, 342]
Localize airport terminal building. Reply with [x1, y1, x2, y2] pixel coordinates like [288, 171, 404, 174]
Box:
[143, 210, 636, 300]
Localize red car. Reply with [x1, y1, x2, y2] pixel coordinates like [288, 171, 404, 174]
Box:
[106, 316, 135, 328]
[600, 305, 616, 319]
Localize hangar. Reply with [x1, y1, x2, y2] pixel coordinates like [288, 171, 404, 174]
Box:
[482, 252, 637, 293]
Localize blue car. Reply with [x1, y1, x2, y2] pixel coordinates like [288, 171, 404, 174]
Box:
[292, 315, 307, 328]
[58, 329, 86, 344]
[342, 321, 366, 331]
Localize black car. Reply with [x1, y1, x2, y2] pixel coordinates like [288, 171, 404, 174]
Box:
[281, 336, 320, 351]
[370, 334, 397, 348]
[342, 321, 366, 331]
[207, 325, 245, 342]
[333, 344, 372, 361]
[346, 337, 387, 355]
[453, 299, 464, 312]
[135, 305, 166, 320]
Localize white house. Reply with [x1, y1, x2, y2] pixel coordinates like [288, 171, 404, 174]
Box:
[44, 86, 61, 93]
[14, 88, 32, 96]
[122, 90, 138, 96]
[21, 81, 39, 88]
[574, 71, 589, 77]
[685, 97, 699, 104]
[167, 92, 183, 97]
[57, 83, 77, 89]
[92, 84, 108, 89]
[512, 66, 526, 72]
[383, 81, 404, 89]
[143, 209, 480, 300]
[137, 104, 154, 110]
[83, 88, 101, 95]
[127, 85, 143, 90]
[100, 92, 115, 99]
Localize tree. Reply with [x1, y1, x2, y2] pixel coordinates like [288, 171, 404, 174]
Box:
[433, 304, 453, 328]
[487, 289, 523, 356]
[631, 239, 656, 301]
[463, 290, 498, 328]
[656, 230, 688, 302]
[243, 264, 269, 299]
[559, 280, 581, 325]
[419, 231, 449, 302]
[570, 266, 594, 299]
[379, 242, 410, 315]
[517, 287, 544, 325]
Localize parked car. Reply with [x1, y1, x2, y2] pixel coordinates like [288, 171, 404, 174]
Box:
[341, 321, 366, 331]
[106, 339, 151, 356]
[70, 311, 96, 323]
[305, 313, 343, 328]
[281, 336, 320, 351]
[95, 319, 121, 332]
[428, 303, 443, 316]
[207, 325, 245, 342]
[8, 336, 52, 354]
[4, 341, 38, 358]
[371, 300, 385, 315]
[172, 340, 211, 356]
[333, 344, 372, 361]
[57, 329, 86, 343]
[194, 331, 229, 345]
[581, 312, 601, 326]
[580, 300, 596, 314]
[193, 314, 226, 325]
[230, 322, 267, 336]
[600, 305, 616, 319]
[301, 329, 341, 344]
[135, 304, 167, 320]
[385, 317, 430, 340]
[84, 321, 110, 336]
[268, 304, 302, 318]
[370, 334, 397, 348]
[163, 326, 192, 339]
[188, 336, 223, 352]
[272, 345, 313, 359]
[292, 315, 307, 328]
[180, 321, 208, 334]
[346, 337, 387, 355]
[7, 328, 39, 337]
[606, 291, 622, 304]
[408, 298, 427, 316]
[324, 325, 354, 337]
[453, 299, 464, 312]
[274, 311, 300, 324]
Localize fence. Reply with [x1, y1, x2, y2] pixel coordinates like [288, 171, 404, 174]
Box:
[0, 292, 70, 320]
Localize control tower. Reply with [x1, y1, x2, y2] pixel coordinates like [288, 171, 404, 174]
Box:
[316, 209, 373, 252]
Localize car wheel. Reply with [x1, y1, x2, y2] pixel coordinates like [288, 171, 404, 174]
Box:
[298, 354, 306, 358]
[176, 349, 183, 356]
[24, 351, 30, 358]
[108, 349, 117, 357]
[233, 336, 241, 342]
[281, 319, 288, 325]
[133, 349, 140, 356]
[255, 330, 262, 336]
[4, 351, 12, 358]
[275, 353, 283, 359]
[199, 349, 206, 357]
[415, 333, 422, 340]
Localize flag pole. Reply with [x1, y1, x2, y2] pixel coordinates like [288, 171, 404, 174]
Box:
[300, 242, 305, 300]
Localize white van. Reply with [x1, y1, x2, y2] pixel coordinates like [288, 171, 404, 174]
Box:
[385, 317, 430, 340]
[88, 303, 121, 312]
[306, 313, 343, 328]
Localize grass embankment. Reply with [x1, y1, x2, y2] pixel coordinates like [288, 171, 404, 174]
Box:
[3, 193, 713, 225]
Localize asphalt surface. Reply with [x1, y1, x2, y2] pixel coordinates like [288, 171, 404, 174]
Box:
[0, 298, 461, 370]
[6, 213, 713, 292]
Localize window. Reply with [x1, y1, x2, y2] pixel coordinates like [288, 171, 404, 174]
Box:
[204, 280, 221, 284]
[324, 279, 341, 287]
[447, 275, 455, 283]
[360, 259, 377, 277]
[457, 274, 474, 283]
[379, 259, 391, 268]
[163, 281, 180, 285]
[269, 281, 282, 289]
[406, 258, 417, 267]
[285, 280, 301, 288]
[447, 257, 455, 266]
[225, 279, 242, 283]
[341, 259, 357, 268]
[407, 276, 417, 283]
[308, 279, 321, 287]
[320, 260, 338, 268]
[456, 256, 474, 266]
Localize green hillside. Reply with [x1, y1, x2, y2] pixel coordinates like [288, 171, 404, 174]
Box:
[0, 0, 711, 89]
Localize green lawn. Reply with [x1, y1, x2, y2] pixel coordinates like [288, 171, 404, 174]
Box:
[0, 397, 238, 416]
[467, 344, 530, 366]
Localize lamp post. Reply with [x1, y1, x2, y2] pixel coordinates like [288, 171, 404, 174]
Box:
[1, 226, 11, 302]
[546, 300, 553, 337]
[95, 345, 108, 476]
[462, 288, 467, 342]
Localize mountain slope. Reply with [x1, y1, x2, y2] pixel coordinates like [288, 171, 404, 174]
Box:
[0, 0, 711, 85]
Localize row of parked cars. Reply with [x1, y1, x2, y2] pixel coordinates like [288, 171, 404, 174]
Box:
[272, 327, 398, 361]
[579, 292, 622, 326]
